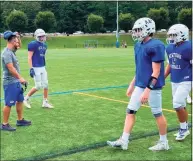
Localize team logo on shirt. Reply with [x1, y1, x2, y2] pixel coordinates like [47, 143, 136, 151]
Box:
[169, 53, 181, 69]
[38, 45, 46, 57]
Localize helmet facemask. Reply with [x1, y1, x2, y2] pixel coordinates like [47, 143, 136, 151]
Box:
[132, 28, 144, 42]
[132, 18, 155, 42]
[166, 24, 189, 44]
[36, 35, 46, 42]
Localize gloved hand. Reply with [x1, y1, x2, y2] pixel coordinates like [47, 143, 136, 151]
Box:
[30, 68, 35, 78]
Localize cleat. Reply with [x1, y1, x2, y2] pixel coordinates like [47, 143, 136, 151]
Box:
[23, 98, 31, 108]
[149, 140, 169, 151]
[107, 138, 129, 150]
[42, 101, 54, 108]
[175, 128, 190, 141]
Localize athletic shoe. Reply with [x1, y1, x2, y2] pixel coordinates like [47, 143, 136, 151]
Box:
[175, 128, 190, 141]
[107, 137, 129, 150]
[16, 118, 31, 126]
[0, 123, 16, 131]
[42, 100, 54, 108]
[148, 140, 169, 151]
[23, 98, 31, 109]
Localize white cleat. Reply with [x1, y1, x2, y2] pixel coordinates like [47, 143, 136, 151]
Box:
[107, 138, 129, 150]
[175, 129, 190, 141]
[148, 140, 169, 151]
[23, 99, 31, 109]
[42, 101, 54, 108]
[187, 96, 192, 104]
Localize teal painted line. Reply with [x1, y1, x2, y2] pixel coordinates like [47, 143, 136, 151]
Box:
[0, 84, 128, 102]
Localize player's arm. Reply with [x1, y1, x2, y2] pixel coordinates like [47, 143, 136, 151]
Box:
[28, 51, 36, 78]
[6, 63, 25, 83]
[126, 76, 135, 97]
[28, 51, 34, 68]
[164, 64, 171, 79]
[151, 62, 161, 78]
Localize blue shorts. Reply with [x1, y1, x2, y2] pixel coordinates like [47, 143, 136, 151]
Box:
[3, 82, 24, 107]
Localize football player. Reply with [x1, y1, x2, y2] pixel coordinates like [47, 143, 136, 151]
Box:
[165, 24, 192, 140]
[107, 17, 169, 151]
[23, 29, 53, 109]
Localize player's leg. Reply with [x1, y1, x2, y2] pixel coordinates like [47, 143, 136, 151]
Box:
[1, 83, 19, 131]
[24, 68, 42, 108]
[42, 68, 53, 108]
[107, 87, 143, 150]
[148, 90, 169, 151]
[172, 82, 191, 141]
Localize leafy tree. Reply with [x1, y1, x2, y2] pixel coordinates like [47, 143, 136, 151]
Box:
[87, 13, 104, 33]
[178, 8, 192, 29]
[35, 11, 56, 32]
[147, 7, 169, 30]
[6, 10, 28, 32]
[119, 13, 134, 32]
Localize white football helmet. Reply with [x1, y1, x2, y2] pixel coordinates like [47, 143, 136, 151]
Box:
[132, 17, 156, 42]
[34, 29, 46, 42]
[166, 24, 189, 44]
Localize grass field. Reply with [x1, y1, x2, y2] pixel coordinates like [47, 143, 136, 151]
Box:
[0, 48, 192, 160]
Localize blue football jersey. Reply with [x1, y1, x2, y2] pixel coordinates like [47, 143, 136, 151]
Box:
[166, 41, 192, 83]
[134, 39, 165, 89]
[28, 40, 47, 67]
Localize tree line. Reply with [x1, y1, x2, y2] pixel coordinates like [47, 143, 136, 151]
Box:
[0, 1, 192, 33]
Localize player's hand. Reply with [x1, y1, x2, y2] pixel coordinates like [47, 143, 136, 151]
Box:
[19, 77, 27, 84]
[126, 84, 135, 97]
[30, 68, 35, 78]
[140, 88, 151, 104]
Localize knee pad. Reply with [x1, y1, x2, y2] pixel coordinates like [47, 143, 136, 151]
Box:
[151, 107, 162, 117]
[42, 80, 48, 89]
[174, 106, 185, 111]
[35, 81, 42, 90]
[153, 112, 163, 117]
[126, 108, 137, 114]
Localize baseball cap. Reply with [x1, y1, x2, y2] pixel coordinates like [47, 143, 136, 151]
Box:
[3, 31, 17, 40]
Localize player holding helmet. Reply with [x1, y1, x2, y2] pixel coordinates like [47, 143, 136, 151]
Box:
[107, 17, 169, 151]
[23, 29, 53, 109]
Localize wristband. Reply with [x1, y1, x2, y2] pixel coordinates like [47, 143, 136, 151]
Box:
[147, 76, 158, 90]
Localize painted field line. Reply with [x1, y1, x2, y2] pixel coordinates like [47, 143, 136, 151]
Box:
[73, 92, 192, 116]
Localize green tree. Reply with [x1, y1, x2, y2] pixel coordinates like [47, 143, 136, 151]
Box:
[1, 1, 41, 32]
[119, 13, 134, 32]
[87, 13, 104, 33]
[6, 10, 28, 32]
[147, 7, 169, 30]
[35, 11, 56, 32]
[178, 8, 192, 29]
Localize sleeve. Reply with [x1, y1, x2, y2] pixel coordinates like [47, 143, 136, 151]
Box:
[183, 43, 192, 61]
[28, 42, 35, 51]
[3, 52, 13, 65]
[147, 44, 165, 62]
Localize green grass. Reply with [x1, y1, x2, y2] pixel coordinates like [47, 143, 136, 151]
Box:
[0, 48, 192, 160]
[0, 34, 167, 49]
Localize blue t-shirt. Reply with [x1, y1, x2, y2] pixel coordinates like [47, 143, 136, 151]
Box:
[134, 39, 165, 89]
[166, 41, 192, 83]
[28, 40, 47, 67]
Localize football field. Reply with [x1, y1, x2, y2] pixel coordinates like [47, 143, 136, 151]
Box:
[1, 48, 192, 160]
